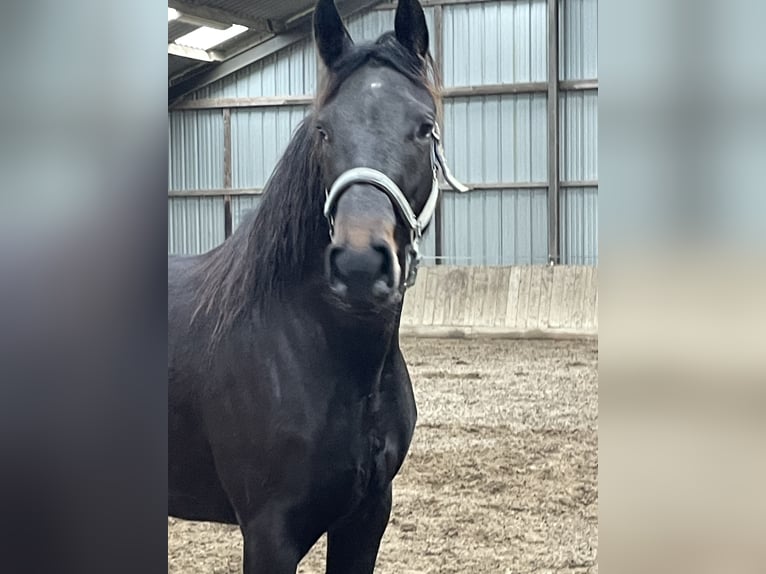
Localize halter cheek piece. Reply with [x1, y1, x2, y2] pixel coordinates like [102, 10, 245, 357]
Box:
[323, 122, 468, 289]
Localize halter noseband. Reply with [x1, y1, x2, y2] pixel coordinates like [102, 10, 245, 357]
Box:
[323, 122, 468, 289]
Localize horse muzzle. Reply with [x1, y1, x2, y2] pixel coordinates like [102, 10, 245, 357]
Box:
[326, 240, 398, 301]
[322, 122, 469, 291]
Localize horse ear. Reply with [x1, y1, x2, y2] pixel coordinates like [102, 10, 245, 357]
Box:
[313, 0, 353, 69]
[394, 0, 430, 59]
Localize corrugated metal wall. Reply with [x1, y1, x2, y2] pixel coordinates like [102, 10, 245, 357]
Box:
[347, 6, 435, 46]
[168, 110, 224, 189]
[560, 186, 597, 264]
[443, 94, 548, 183]
[168, 0, 598, 265]
[442, 189, 548, 264]
[442, 92, 548, 264]
[168, 110, 224, 253]
[559, 0, 597, 81]
[193, 41, 317, 99]
[442, 0, 547, 86]
[559, 0, 598, 264]
[231, 106, 310, 188]
[168, 197, 225, 254]
[438, 0, 548, 264]
[231, 195, 262, 230]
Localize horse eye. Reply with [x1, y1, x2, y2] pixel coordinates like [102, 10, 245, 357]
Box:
[316, 125, 329, 142]
[417, 122, 434, 140]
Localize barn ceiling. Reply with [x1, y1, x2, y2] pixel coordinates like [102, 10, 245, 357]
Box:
[168, 0, 384, 105]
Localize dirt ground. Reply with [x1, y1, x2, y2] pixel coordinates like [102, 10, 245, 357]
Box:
[168, 338, 598, 573]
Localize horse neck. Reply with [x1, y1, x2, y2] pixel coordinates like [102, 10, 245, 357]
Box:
[327, 312, 400, 357]
[299, 282, 403, 382]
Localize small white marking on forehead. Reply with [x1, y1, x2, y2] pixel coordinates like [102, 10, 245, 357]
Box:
[370, 81, 383, 89]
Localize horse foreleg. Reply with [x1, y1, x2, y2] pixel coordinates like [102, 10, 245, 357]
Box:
[325, 483, 393, 574]
[241, 511, 301, 574]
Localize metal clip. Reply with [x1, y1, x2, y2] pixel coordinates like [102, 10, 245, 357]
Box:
[403, 242, 421, 288]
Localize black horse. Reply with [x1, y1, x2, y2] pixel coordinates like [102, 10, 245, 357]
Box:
[169, 0, 464, 571]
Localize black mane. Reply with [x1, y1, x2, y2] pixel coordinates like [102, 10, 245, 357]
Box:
[191, 119, 324, 337]
[192, 32, 438, 338]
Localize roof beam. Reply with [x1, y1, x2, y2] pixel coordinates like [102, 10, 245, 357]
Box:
[168, 28, 307, 106]
[168, 0, 284, 33]
[168, 0, 384, 107]
[168, 43, 224, 62]
[175, 14, 230, 31]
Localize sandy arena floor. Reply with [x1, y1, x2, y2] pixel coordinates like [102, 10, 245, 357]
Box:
[168, 338, 598, 573]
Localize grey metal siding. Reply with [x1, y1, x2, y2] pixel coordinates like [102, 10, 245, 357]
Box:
[231, 195, 263, 230]
[168, 109, 226, 255]
[168, 110, 224, 190]
[347, 7, 435, 47]
[443, 94, 547, 184]
[231, 106, 310, 188]
[558, 0, 598, 265]
[418, 224, 436, 265]
[560, 186, 597, 264]
[168, 197, 225, 255]
[443, 0, 547, 86]
[193, 8, 435, 100]
[442, 188, 548, 265]
[560, 89, 597, 181]
[559, 0, 598, 81]
[439, 0, 549, 266]
[195, 40, 317, 99]
[559, 88, 597, 263]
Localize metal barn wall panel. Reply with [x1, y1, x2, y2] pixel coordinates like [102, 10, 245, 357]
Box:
[418, 224, 436, 265]
[560, 89, 597, 181]
[560, 89, 597, 264]
[442, 189, 548, 265]
[560, 186, 597, 264]
[559, 0, 598, 81]
[168, 110, 224, 190]
[168, 197, 226, 255]
[231, 105, 310, 188]
[195, 39, 316, 99]
[346, 8, 434, 48]
[231, 195, 263, 230]
[443, 95, 547, 184]
[191, 8, 435, 100]
[443, 0, 547, 87]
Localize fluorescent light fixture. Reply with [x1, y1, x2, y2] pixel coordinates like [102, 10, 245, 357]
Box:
[168, 8, 180, 21]
[174, 24, 247, 51]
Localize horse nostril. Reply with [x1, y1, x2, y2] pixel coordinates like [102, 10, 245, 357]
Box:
[326, 242, 395, 299]
[327, 245, 347, 289]
[370, 242, 395, 289]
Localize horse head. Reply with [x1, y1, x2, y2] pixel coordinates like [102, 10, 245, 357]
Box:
[313, 0, 446, 309]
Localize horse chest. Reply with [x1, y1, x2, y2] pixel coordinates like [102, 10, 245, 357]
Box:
[314, 399, 392, 516]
